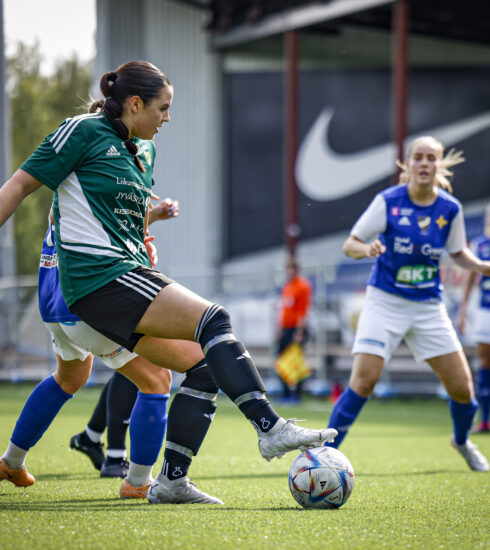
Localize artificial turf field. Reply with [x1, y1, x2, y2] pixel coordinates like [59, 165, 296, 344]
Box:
[0, 384, 488, 550]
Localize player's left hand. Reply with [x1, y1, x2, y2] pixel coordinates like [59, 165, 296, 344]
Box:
[144, 235, 158, 268]
[149, 196, 180, 223]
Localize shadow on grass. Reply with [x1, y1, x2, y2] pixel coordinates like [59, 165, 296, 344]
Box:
[0, 497, 148, 512]
[35, 472, 96, 481]
[357, 468, 463, 476]
[197, 472, 285, 481]
[0, 497, 303, 512]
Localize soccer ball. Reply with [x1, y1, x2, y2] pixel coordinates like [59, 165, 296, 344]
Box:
[288, 446, 355, 509]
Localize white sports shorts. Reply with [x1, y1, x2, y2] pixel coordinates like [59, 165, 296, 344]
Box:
[352, 286, 462, 363]
[45, 320, 137, 369]
[474, 308, 490, 345]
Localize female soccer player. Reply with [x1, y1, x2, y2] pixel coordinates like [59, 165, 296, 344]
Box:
[457, 203, 490, 434]
[326, 136, 490, 472]
[30, 201, 223, 503]
[0, 61, 336, 501]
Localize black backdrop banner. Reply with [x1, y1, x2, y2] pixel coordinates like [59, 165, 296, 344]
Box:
[225, 68, 490, 258]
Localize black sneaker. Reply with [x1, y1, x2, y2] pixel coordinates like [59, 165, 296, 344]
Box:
[100, 457, 129, 479]
[69, 432, 105, 471]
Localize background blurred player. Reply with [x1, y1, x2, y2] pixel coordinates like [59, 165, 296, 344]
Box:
[325, 136, 490, 472]
[457, 202, 490, 434]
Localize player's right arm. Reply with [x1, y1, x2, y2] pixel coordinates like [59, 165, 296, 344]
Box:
[343, 193, 387, 260]
[0, 169, 44, 227]
[343, 235, 386, 259]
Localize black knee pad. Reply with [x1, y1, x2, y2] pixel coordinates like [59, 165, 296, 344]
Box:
[194, 304, 233, 350]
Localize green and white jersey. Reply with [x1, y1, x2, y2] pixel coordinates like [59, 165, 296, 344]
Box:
[21, 113, 156, 306]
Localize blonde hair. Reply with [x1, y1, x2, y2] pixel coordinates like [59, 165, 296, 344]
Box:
[396, 136, 465, 193]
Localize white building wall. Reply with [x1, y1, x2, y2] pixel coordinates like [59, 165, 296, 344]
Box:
[95, 0, 223, 298]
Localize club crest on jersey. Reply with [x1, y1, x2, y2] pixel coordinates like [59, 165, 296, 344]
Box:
[144, 151, 152, 165]
[417, 216, 431, 232]
[435, 215, 448, 230]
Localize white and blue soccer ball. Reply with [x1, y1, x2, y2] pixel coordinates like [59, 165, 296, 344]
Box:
[288, 446, 355, 509]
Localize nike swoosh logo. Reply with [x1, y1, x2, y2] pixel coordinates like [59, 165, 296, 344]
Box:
[296, 109, 490, 201]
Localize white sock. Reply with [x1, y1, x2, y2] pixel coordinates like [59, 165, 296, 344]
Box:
[126, 462, 153, 487]
[2, 441, 28, 469]
[107, 449, 126, 459]
[85, 426, 103, 443]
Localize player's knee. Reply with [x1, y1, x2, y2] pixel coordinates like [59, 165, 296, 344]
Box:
[450, 383, 474, 403]
[194, 304, 235, 351]
[350, 374, 377, 398]
[54, 356, 92, 394]
[137, 368, 172, 394]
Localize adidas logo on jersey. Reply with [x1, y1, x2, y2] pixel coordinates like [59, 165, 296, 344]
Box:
[106, 145, 120, 156]
[398, 216, 411, 226]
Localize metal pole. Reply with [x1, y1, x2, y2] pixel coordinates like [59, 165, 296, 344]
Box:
[284, 29, 299, 258]
[391, 0, 409, 179]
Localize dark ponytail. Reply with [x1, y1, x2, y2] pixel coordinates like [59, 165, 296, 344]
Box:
[89, 61, 171, 173]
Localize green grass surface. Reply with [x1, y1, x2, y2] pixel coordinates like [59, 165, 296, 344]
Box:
[0, 384, 489, 549]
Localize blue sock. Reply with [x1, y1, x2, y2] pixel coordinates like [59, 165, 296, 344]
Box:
[326, 387, 369, 448]
[449, 398, 478, 445]
[477, 369, 490, 423]
[11, 375, 73, 450]
[129, 392, 169, 466]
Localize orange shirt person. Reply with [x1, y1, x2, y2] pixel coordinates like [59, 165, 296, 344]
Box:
[276, 258, 313, 402]
[279, 265, 312, 334]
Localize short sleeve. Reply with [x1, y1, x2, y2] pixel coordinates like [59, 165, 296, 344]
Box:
[20, 117, 88, 191]
[468, 239, 478, 257]
[351, 193, 387, 242]
[445, 206, 467, 254]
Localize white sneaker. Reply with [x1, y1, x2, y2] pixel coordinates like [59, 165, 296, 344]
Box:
[451, 436, 489, 472]
[258, 418, 338, 461]
[147, 473, 224, 505]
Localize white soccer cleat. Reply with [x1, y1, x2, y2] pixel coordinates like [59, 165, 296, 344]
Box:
[451, 436, 489, 472]
[258, 418, 338, 462]
[147, 473, 224, 505]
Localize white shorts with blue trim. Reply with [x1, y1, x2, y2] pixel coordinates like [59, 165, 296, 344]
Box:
[45, 320, 137, 369]
[474, 308, 490, 345]
[352, 286, 462, 364]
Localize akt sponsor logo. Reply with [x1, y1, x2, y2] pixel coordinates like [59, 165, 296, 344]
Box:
[396, 265, 438, 285]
